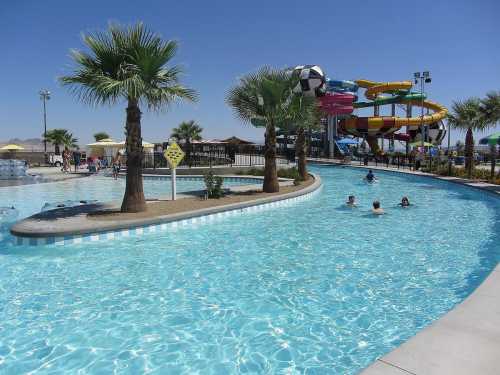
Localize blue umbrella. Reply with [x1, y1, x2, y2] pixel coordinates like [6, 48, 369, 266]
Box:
[336, 138, 359, 145]
[479, 132, 500, 146]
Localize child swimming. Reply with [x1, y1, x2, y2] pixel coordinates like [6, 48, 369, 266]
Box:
[399, 196, 410, 207]
[346, 195, 357, 207]
[372, 200, 384, 215]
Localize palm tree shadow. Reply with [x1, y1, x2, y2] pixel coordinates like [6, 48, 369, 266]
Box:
[21, 203, 109, 222]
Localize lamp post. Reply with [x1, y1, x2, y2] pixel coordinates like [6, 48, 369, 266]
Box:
[413, 71, 432, 149]
[39, 89, 51, 162]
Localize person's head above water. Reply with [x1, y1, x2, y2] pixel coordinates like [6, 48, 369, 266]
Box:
[401, 196, 410, 206]
[347, 195, 355, 203]
[373, 200, 381, 209]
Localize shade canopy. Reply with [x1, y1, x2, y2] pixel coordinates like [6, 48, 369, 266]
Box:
[86, 138, 121, 147]
[117, 141, 154, 148]
[479, 132, 500, 146]
[336, 138, 359, 145]
[87, 139, 154, 148]
[409, 141, 434, 148]
[0, 144, 24, 151]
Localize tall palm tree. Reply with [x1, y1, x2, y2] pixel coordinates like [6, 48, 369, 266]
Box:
[480, 91, 500, 178]
[283, 96, 320, 180]
[44, 129, 72, 155]
[93, 132, 110, 141]
[226, 67, 298, 192]
[297, 104, 322, 180]
[447, 98, 486, 178]
[60, 23, 197, 212]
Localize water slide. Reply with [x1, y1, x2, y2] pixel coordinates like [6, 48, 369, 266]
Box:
[339, 79, 448, 152]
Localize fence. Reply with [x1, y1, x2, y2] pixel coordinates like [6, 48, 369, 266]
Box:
[141, 143, 293, 169]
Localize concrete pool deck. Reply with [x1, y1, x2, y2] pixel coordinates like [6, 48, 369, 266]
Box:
[308, 159, 500, 375]
[10, 174, 320, 240]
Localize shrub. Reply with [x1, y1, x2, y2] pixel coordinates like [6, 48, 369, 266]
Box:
[422, 163, 500, 184]
[203, 171, 224, 198]
[278, 167, 300, 180]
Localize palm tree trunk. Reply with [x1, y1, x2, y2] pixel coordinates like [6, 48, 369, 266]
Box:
[121, 98, 146, 213]
[263, 120, 279, 193]
[55, 144, 61, 155]
[465, 127, 474, 179]
[296, 127, 308, 181]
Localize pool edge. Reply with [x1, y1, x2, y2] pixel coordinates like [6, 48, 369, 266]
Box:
[10, 173, 322, 245]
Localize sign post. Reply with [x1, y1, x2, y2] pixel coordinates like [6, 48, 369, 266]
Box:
[163, 142, 185, 201]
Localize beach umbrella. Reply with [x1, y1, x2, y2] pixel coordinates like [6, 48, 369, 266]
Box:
[409, 141, 434, 148]
[336, 138, 359, 145]
[479, 132, 500, 146]
[86, 138, 121, 147]
[0, 144, 24, 151]
[117, 141, 154, 148]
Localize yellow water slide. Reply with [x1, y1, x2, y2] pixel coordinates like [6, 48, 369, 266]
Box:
[356, 79, 448, 127]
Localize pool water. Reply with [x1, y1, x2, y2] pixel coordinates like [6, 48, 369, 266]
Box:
[0, 166, 499, 374]
[0, 175, 251, 221]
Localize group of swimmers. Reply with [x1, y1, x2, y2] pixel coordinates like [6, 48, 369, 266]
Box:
[345, 170, 411, 215]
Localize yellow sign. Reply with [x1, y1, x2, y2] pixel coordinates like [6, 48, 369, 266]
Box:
[163, 142, 185, 168]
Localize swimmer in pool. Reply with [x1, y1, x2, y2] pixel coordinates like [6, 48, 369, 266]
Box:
[399, 196, 410, 207]
[346, 195, 357, 207]
[372, 200, 384, 215]
[365, 170, 377, 183]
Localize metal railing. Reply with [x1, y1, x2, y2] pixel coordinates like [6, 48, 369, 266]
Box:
[139, 144, 293, 169]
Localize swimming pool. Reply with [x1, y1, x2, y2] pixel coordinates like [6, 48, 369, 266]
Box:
[0, 175, 257, 222]
[0, 166, 499, 374]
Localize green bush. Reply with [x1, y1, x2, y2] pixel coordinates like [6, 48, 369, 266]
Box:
[203, 171, 224, 198]
[422, 163, 500, 184]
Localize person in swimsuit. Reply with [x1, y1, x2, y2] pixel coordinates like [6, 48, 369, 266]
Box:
[399, 196, 410, 207]
[346, 195, 357, 207]
[365, 170, 376, 182]
[372, 200, 384, 215]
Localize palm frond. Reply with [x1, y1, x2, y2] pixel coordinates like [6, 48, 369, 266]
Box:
[59, 22, 197, 110]
[226, 66, 299, 126]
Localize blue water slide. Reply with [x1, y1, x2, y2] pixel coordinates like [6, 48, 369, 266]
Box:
[334, 140, 350, 156]
[326, 79, 359, 93]
[326, 79, 358, 101]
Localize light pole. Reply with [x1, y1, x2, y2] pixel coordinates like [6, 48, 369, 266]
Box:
[413, 71, 432, 149]
[39, 89, 51, 161]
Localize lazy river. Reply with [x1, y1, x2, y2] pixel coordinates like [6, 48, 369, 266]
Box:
[0, 166, 499, 374]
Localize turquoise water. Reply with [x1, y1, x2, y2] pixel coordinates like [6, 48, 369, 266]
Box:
[0, 175, 252, 221]
[0, 166, 499, 374]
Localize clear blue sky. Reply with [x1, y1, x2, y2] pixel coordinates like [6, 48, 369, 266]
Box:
[1, 0, 499, 146]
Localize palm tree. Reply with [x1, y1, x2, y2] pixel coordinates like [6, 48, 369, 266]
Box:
[480, 91, 500, 178]
[44, 129, 73, 155]
[62, 132, 79, 149]
[298, 104, 322, 180]
[447, 98, 486, 178]
[170, 120, 203, 165]
[226, 67, 298, 192]
[171, 120, 203, 143]
[60, 23, 197, 212]
[283, 96, 320, 180]
[93, 132, 110, 141]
